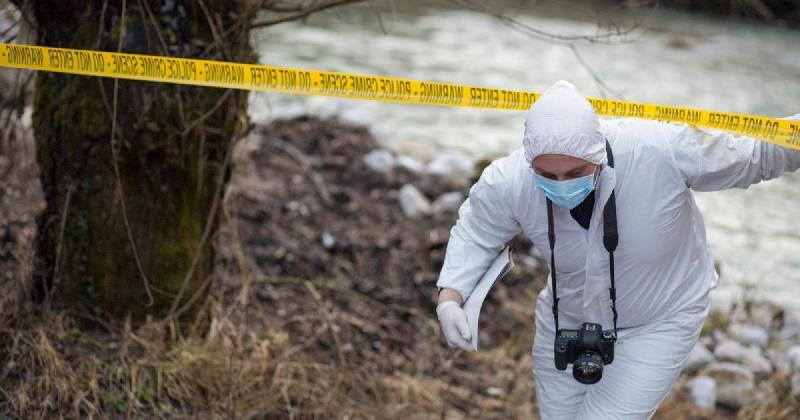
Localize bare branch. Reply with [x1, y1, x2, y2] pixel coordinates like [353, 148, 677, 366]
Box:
[93, 0, 108, 49]
[250, 0, 367, 29]
[568, 45, 624, 100]
[437, 0, 658, 100]
[137, 0, 170, 55]
[181, 89, 234, 138]
[444, 0, 649, 45]
[367, 0, 387, 35]
[197, 0, 232, 59]
[1, 18, 19, 39]
[8, 0, 35, 33]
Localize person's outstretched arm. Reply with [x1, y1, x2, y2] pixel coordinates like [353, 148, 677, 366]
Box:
[436, 152, 523, 304]
[665, 114, 800, 191]
[435, 152, 523, 351]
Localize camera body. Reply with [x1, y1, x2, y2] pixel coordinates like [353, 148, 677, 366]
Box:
[554, 322, 615, 384]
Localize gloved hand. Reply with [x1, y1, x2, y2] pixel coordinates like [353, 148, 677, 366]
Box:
[436, 300, 473, 351]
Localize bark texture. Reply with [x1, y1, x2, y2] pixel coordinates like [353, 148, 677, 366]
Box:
[31, 0, 251, 316]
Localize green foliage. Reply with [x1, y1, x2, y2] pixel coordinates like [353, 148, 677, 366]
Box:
[102, 390, 127, 413]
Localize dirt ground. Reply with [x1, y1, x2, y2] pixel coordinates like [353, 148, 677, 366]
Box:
[211, 115, 550, 417]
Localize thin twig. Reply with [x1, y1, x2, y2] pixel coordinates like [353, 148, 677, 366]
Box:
[568, 44, 623, 100]
[49, 184, 73, 303]
[138, 0, 187, 129]
[93, 0, 108, 50]
[367, 0, 387, 35]
[253, 275, 389, 310]
[268, 140, 333, 206]
[10, 0, 36, 33]
[0, 18, 19, 38]
[137, 0, 168, 53]
[180, 89, 233, 138]
[445, 0, 645, 44]
[250, 0, 366, 29]
[197, 0, 231, 59]
[220, 0, 271, 40]
[303, 281, 345, 367]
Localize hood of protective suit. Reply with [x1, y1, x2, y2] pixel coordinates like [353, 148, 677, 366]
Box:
[523, 80, 606, 166]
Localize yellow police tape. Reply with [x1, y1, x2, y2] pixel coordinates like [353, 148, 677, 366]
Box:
[2, 43, 799, 150]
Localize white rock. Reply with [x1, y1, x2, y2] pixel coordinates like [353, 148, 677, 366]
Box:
[530, 246, 544, 259]
[788, 346, 800, 371]
[486, 387, 504, 397]
[398, 184, 431, 218]
[778, 319, 800, 346]
[700, 363, 755, 409]
[792, 371, 800, 398]
[395, 155, 426, 174]
[339, 108, 373, 126]
[775, 345, 800, 373]
[520, 255, 541, 270]
[685, 341, 715, 373]
[766, 347, 783, 370]
[431, 192, 464, 214]
[321, 231, 335, 249]
[426, 151, 475, 186]
[714, 339, 749, 363]
[742, 346, 772, 377]
[271, 102, 306, 120]
[22, 106, 33, 129]
[700, 336, 714, 349]
[363, 149, 396, 173]
[392, 142, 436, 164]
[286, 201, 310, 217]
[749, 302, 780, 329]
[233, 132, 265, 163]
[687, 376, 717, 410]
[712, 329, 728, 345]
[728, 323, 769, 349]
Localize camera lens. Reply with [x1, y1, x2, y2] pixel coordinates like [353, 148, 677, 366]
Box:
[572, 352, 604, 384]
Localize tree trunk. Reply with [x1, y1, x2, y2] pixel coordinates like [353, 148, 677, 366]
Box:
[30, 0, 251, 317]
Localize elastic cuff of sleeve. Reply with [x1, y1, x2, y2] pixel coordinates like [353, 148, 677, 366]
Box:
[436, 284, 469, 303]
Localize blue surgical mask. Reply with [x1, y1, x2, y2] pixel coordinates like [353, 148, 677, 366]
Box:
[535, 171, 597, 210]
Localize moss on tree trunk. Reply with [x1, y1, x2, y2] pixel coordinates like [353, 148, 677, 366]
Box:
[31, 0, 251, 317]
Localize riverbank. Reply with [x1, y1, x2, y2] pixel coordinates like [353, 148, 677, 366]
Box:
[1, 115, 798, 418]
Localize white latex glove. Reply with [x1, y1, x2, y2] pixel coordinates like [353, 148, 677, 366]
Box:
[436, 300, 473, 351]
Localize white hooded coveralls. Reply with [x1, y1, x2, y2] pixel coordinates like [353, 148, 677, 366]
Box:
[435, 81, 800, 419]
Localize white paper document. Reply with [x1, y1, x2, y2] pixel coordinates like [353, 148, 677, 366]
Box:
[463, 246, 514, 351]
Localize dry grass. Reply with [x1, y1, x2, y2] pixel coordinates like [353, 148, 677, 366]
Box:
[0, 277, 541, 418]
[5, 283, 797, 418]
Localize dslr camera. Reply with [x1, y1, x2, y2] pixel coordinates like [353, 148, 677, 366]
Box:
[554, 322, 615, 384]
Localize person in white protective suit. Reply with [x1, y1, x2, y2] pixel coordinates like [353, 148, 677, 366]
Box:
[434, 79, 800, 419]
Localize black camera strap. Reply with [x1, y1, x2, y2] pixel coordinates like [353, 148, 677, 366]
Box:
[546, 140, 619, 338]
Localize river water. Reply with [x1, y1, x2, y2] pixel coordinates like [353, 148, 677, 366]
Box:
[249, 1, 800, 310]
